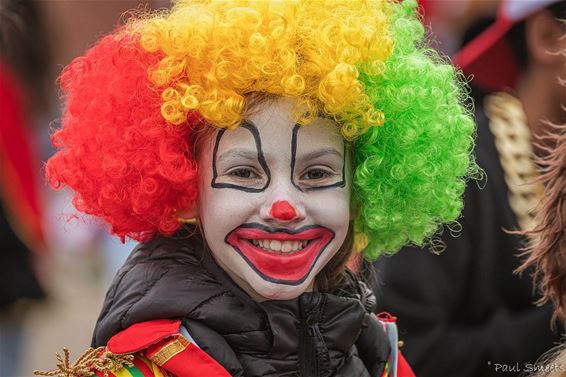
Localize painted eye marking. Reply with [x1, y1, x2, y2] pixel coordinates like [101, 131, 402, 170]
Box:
[290, 124, 346, 192]
[211, 121, 271, 193]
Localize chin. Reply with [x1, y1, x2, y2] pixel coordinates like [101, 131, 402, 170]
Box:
[250, 276, 314, 301]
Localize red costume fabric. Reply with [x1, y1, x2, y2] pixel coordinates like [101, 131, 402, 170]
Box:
[93, 318, 414, 377]
[0, 62, 45, 252]
[107, 319, 231, 377]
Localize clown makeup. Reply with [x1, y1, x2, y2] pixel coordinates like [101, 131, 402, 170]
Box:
[197, 97, 351, 300]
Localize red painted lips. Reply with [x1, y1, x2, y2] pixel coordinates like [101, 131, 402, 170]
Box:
[225, 225, 334, 285]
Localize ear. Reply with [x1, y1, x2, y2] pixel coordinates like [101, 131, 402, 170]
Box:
[525, 10, 565, 66]
[177, 201, 199, 221]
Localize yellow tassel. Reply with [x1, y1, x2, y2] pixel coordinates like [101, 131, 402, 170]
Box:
[34, 347, 134, 377]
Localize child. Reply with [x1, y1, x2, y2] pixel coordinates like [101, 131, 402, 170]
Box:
[37, 0, 476, 376]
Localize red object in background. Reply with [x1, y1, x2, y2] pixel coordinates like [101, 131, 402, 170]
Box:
[453, 9, 519, 91]
[453, 0, 559, 91]
[417, 0, 432, 21]
[0, 62, 46, 253]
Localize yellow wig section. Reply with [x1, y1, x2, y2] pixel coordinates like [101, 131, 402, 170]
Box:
[136, 0, 393, 139]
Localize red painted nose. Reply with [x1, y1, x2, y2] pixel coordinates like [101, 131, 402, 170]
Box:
[270, 200, 297, 221]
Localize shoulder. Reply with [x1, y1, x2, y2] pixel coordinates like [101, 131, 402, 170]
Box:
[107, 319, 231, 376]
[36, 319, 230, 377]
[93, 235, 213, 346]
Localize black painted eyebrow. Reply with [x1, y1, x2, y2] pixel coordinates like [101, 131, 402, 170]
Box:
[241, 120, 256, 129]
[290, 124, 346, 191]
[216, 120, 260, 163]
[296, 148, 343, 161]
[211, 121, 271, 192]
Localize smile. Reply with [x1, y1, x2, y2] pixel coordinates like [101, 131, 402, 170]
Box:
[225, 224, 335, 285]
[250, 239, 309, 253]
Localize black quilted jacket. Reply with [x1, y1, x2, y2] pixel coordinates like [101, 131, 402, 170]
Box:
[92, 232, 390, 377]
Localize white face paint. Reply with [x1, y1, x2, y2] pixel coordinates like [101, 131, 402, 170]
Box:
[197, 97, 350, 300]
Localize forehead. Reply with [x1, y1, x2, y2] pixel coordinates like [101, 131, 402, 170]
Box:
[226, 97, 344, 151]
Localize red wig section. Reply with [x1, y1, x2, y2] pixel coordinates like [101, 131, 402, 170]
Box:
[46, 31, 199, 242]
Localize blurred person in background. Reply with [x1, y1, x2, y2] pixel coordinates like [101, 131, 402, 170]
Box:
[11, 1, 169, 373]
[1, 1, 158, 374]
[517, 123, 566, 377]
[0, 0, 51, 375]
[418, 0, 500, 56]
[375, 0, 566, 376]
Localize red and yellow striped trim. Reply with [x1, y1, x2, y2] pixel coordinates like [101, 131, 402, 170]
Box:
[91, 354, 167, 377]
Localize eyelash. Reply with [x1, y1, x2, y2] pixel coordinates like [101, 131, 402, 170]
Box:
[225, 166, 337, 182]
[300, 167, 335, 181]
[227, 167, 260, 179]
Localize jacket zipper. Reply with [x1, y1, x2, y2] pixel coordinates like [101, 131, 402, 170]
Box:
[299, 294, 331, 377]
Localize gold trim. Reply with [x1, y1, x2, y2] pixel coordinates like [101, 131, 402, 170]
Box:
[178, 217, 198, 224]
[484, 92, 543, 231]
[150, 336, 190, 366]
[33, 347, 134, 377]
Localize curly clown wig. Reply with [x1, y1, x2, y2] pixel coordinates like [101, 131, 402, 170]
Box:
[47, 0, 477, 259]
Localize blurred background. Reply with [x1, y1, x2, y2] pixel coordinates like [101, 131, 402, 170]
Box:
[0, 1, 170, 375]
[0, 0, 561, 376]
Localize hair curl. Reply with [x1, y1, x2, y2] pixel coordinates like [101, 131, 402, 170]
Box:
[516, 125, 566, 323]
[46, 32, 199, 241]
[353, 0, 477, 257]
[516, 33, 566, 324]
[136, 0, 393, 139]
[46, 0, 477, 258]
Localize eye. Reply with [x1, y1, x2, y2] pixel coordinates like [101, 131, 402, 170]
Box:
[301, 168, 333, 181]
[227, 167, 259, 179]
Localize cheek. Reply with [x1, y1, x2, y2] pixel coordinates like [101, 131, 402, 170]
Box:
[307, 188, 351, 235]
[196, 136, 262, 229]
[197, 166, 262, 248]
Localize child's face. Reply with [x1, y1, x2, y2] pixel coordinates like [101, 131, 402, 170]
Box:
[197, 97, 351, 300]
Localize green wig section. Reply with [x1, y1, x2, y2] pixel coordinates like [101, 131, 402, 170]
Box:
[353, 0, 478, 259]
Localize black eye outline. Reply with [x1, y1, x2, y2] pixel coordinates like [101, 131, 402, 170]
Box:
[290, 124, 346, 192]
[211, 121, 271, 193]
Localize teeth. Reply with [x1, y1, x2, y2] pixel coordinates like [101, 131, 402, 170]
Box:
[282, 242, 292, 253]
[248, 239, 310, 254]
[270, 240, 282, 251]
